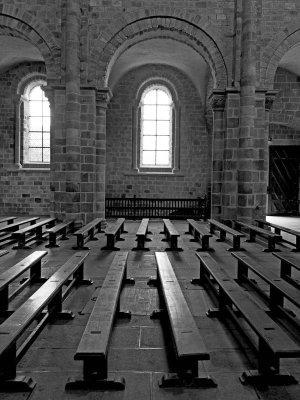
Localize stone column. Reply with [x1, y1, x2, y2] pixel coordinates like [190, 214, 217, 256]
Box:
[264, 90, 277, 214]
[95, 88, 112, 218]
[211, 90, 226, 220]
[237, 0, 257, 221]
[64, 0, 81, 222]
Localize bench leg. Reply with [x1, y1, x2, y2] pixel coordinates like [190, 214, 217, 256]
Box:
[88, 228, 98, 242]
[46, 232, 59, 248]
[101, 234, 120, 250]
[30, 259, 42, 282]
[240, 338, 297, 385]
[166, 236, 183, 251]
[0, 342, 36, 391]
[216, 229, 226, 242]
[13, 234, 31, 250]
[36, 226, 45, 243]
[72, 235, 89, 250]
[196, 235, 214, 252]
[293, 236, 300, 252]
[263, 237, 279, 252]
[66, 357, 125, 390]
[227, 236, 245, 252]
[0, 286, 9, 313]
[246, 230, 256, 243]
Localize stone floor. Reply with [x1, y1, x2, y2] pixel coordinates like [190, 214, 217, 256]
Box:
[0, 217, 300, 399]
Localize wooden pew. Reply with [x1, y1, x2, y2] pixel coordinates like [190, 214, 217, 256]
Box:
[161, 219, 182, 251]
[0, 249, 9, 257]
[273, 252, 300, 289]
[133, 218, 151, 250]
[231, 252, 300, 318]
[0, 250, 48, 314]
[12, 217, 56, 249]
[186, 219, 213, 251]
[208, 218, 245, 251]
[256, 218, 300, 252]
[101, 218, 127, 250]
[235, 220, 282, 252]
[151, 252, 216, 388]
[0, 217, 40, 245]
[0, 251, 90, 391]
[0, 216, 15, 225]
[66, 251, 133, 390]
[193, 252, 300, 385]
[46, 220, 74, 248]
[72, 218, 103, 250]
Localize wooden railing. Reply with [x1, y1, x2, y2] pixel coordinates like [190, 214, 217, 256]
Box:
[105, 196, 209, 220]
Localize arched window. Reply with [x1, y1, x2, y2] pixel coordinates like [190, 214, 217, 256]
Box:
[24, 83, 50, 164]
[132, 80, 179, 173]
[16, 77, 50, 168]
[140, 86, 173, 167]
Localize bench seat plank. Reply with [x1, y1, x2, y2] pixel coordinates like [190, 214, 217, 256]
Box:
[273, 252, 300, 288]
[46, 220, 74, 248]
[102, 218, 126, 250]
[0, 217, 40, 233]
[156, 252, 209, 372]
[162, 219, 181, 251]
[12, 218, 56, 249]
[208, 219, 245, 251]
[0, 217, 15, 225]
[235, 220, 282, 252]
[256, 219, 300, 251]
[134, 218, 150, 250]
[186, 219, 213, 251]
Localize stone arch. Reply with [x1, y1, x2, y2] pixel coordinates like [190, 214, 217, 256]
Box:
[0, 5, 61, 83]
[261, 23, 300, 88]
[88, 8, 228, 89]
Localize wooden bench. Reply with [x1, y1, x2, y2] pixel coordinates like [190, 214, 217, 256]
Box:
[152, 252, 216, 387]
[0, 251, 90, 391]
[208, 218, 245, 251]
[0, 216, 15, 225]
[66, 251, 133, 390]
[0, 217, 40, 243]
[0, 250, 48, 314]
[12, 218, 56, 249]
[273, 252, 300, 289]
[46, 220, 74, 248]
[133, 218, 151, 250]
[72, 218, 104, 250]
[231, 252, 300, 318]
[193, 252, 300, 385]
[235, 220, 282, 252]
[161, 219, 182, 251]
[101, 218, 127, 250]
[186, 219, 213, 251]
[256, 219, 300, 252]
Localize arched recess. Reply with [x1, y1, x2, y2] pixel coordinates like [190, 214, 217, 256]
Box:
[88, 12, 228, 89]
[262, 24, 300, 88]
[0, 5, 61, 82]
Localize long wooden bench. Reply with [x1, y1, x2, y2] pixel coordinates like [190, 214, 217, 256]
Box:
[0, 250, 48, 314]
[186, 219, 213, 251]
[46, 220, 74, 248]
[12, 217, 56, 249]
[235, 220, 282, 252]
[101, 218, 126, 250]
[273, 252, 300, 289]
[0, 217, 40, 245]
[161, 219, 182, 251]
[231, 252, 300, 316]
[256, 219, 300, 252]
[0, 251, 90, 391]
[193, 252, 300, 385]
[133, 218, 151, 250]
[66, 251, 133, 390]
[208, 218, 245, 251]
[152, 252, 216, 387]
[0, 216, 15, 225]
[72, 218, 103, 250]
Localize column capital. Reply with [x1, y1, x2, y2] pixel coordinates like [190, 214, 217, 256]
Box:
[265, 90, 278, 111]
[211, 90, 226, 111]
[96, 87, 113, 106]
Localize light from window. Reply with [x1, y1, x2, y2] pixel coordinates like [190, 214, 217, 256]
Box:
[28, 85, 50, 163]
[141, 87, 172, 167]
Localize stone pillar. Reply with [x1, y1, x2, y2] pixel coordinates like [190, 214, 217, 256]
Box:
[64, 0, 81, 222]
[237, 0, 257, 221]
[264, 91, 277, 215]
[211, 90, 226, 220]
[95, 88, 112, 218]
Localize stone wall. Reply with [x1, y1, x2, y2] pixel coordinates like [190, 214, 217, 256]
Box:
[106, 64, 209, 199]
[0, 62, 50, 216]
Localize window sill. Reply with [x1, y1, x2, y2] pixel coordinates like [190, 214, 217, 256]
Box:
[124, 170, 184, 177]
[7, 165, 50, 172]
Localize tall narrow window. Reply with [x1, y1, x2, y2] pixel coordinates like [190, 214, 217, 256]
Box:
[140, 86, 173, 168]
[26, 85, 50, 163]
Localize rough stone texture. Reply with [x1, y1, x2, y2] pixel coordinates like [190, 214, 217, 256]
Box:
[106, 64, 210, 199]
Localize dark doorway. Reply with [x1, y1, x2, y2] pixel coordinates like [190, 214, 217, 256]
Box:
[268, 146, 300, 215]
